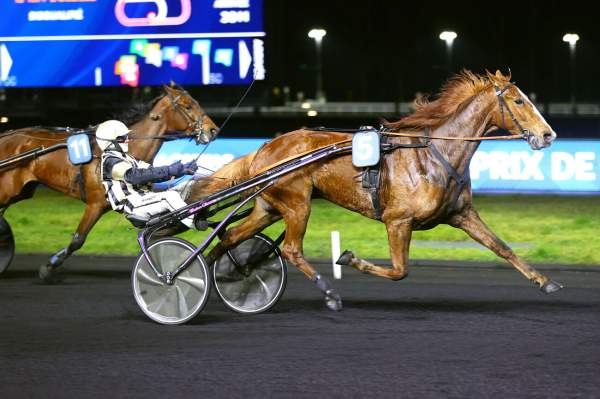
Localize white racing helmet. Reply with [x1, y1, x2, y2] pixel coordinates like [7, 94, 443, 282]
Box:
[96, 120, 131, 152]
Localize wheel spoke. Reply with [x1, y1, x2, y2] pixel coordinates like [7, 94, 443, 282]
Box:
[256, 262, 281, 274]
[255, 274, 272, 298]
[175, 286, 190, 318]
[137, 267, 164, 287]
[177, 275, 206, 292]
[213, 235, 285, 313]
[147, 292, 169, 314]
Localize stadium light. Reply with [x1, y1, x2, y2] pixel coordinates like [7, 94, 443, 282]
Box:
[308, 28, 327, 102]
[439, 31, 457, 45]
[308, 29, 327, 41]
[562, 33, 580, 107]
[562, 33, 579, 47]
[439, 31, 457, 74]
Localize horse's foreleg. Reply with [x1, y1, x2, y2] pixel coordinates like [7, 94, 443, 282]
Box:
[449, 207, 563, 293]
[337, 218, 412, 281]
[39, 203, 108, 283]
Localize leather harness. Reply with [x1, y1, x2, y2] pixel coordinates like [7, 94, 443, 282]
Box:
[310, 82, 529, 220]
[361, 128, 473, 220]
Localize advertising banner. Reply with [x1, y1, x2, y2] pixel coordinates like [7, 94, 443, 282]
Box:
[155, 138, 600, 194]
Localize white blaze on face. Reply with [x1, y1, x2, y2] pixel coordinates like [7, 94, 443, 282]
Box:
[517, 87, 552, 131]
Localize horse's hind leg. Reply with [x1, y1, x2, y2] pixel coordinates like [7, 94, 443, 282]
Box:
[39, 203, 108, 283]
[337, 217, 413, 281]
[205, 198, 281, 265]
[264, 193, 343, 311]
[449, 207, 562, 293]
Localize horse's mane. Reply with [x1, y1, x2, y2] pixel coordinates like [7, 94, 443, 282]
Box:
[385, 70, 495, 131]
[113, 94, 163, 126]
[0, 91, 168, 138]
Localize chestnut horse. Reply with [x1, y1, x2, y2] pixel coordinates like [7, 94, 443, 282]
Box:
[0, 85, 218, 282]
[189, 70, 562, 311]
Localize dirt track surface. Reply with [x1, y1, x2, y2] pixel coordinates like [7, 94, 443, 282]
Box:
[1, 255, 599, 398]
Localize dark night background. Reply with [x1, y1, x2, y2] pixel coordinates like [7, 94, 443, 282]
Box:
[267, 0, 597, 102]
[1, 0, 600, 136]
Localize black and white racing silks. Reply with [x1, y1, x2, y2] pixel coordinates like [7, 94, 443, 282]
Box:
[100, 151, 195, 228]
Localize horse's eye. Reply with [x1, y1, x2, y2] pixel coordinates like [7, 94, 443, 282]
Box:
[514, 98, 524, 105]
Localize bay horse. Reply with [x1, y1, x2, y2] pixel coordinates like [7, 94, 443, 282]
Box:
[189, 70, 562, 311]
[0, 84, 219, 282]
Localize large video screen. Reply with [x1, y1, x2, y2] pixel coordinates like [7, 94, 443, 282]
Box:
[0, 0, 265, 87]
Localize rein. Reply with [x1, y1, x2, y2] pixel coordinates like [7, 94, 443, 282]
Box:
[381, 130, 524, 141]
[127, 132, 197, 141]
[253, 83, 528, 181]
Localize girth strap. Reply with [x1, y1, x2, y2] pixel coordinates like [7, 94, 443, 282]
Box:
[75, 165, 87, 203]
[362, 134, 387, 220]
[362, 167, 382, 219]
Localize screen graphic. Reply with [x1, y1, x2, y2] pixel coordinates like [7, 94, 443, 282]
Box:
[0, 0, 265, 87]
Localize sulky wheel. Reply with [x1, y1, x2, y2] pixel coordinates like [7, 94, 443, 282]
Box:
[132, 237, 210, 325]
[0, 216, 15, 274]
[213, 233, 287, 314]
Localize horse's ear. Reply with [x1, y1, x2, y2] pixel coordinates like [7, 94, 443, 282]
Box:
[494, 69, 512, 83]
[169, 80, 176, 88]
[485, 69, 498, 83]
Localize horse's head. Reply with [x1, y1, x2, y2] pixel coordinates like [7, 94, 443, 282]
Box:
[486, 70, 557, 150]
[161, 84, 220, 144]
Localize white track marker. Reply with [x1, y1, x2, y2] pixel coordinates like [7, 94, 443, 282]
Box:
[331, 231, 342, 279]
[94, 67, 102, 86]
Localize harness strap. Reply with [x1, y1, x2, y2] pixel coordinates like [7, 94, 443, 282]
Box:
[424, 129, 465, 186]
[362, 167, 382, 220]
[361, 133, 388, 220]
[423, 129, 468, 210]
[383, 142, 428, 150]
[76, 165, 87, 203]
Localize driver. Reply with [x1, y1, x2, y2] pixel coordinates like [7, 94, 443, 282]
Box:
[95, 120, 197, 229]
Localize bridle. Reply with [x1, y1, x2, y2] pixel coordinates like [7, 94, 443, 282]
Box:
[379, 83, 534, 143]
[494, 83, 532, 143]
[165, 88, 218, 144]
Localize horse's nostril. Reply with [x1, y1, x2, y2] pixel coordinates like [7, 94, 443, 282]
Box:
[543, 132, 555, 142]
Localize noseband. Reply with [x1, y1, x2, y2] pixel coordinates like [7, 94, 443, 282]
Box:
[166, 90, 217, 144]
[494, 84, 532, 143]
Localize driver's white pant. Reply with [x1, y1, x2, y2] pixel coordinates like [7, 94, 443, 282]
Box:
[124, 190, 194, 229]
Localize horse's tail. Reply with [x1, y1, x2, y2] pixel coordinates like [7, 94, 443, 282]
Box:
[188, 151, 257, 202]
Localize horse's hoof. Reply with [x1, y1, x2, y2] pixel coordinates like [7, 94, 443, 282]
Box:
[38, 265, 63, 284]
[336, 250, 354, 266]
[540, 280, 563, 294]
[325, 290, 343, 311]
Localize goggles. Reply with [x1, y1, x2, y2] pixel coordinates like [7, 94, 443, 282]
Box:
[114, 134, 129, 143]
